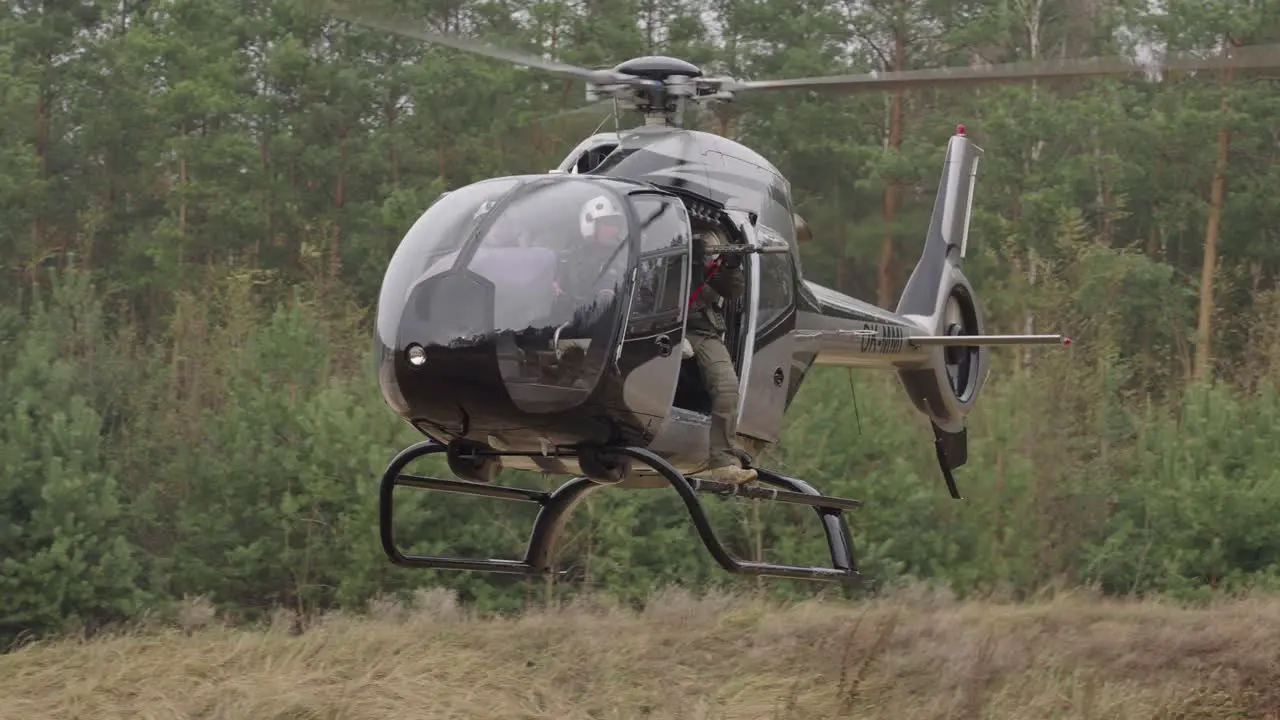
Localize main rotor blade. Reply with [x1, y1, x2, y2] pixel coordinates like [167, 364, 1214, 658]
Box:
[332, 8, 628, 87]
[537, 99, 616, 121]
[724, 43, 1280, 95]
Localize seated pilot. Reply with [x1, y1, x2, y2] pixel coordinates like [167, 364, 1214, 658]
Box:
[554, 195, 627, 302]
[543, 195, 630, 377]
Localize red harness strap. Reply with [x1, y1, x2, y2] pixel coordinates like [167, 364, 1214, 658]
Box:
[688, 256, 723, 308]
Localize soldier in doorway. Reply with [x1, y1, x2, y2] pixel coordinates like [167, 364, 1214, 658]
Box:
[687, 230, 757, 485]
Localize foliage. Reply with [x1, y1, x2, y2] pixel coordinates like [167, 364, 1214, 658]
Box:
[3, 0, 1280, 644]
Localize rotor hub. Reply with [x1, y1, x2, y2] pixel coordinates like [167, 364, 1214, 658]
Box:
[600, 56, 709, 126]
[612, 55, 703, 82]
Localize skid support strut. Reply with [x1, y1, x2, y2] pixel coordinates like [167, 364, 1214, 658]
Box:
[379, 440, 862, 582]
[379, 440, 595, 576]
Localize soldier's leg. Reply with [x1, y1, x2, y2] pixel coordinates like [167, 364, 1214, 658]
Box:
[689, 332, 757, 484]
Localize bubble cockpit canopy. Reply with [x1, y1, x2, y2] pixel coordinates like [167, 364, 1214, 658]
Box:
[376, 175, 677, 415]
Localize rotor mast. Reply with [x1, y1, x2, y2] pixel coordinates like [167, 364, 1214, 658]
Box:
[601, 56, 707, 127]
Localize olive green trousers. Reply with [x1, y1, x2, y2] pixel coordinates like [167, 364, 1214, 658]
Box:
[687, 331, 742, 468]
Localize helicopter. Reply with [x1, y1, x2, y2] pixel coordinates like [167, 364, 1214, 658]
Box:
[348, 12, 1280, 583]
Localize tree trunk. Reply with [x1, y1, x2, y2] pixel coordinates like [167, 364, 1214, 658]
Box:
[33, 85, 49, 268]
[387, 92, 400, 186]
[1194, 39, 1237, 382]
[260, 125, 271, 263]
[179, 152, 188, 240]
[875, 5, 907, 309]
[1020, 0, 1045, 373]
[330, 125, 348, 283]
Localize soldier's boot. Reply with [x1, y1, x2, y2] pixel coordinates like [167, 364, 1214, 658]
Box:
[700, 463, 758, 485]
[697, 417, 758, 485]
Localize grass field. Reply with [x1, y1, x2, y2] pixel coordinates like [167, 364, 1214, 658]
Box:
[3, 585, 1280, 719]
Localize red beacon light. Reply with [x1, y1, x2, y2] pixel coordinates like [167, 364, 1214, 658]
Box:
[956, 124, 966, 136]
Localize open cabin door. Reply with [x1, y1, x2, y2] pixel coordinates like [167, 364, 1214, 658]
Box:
[615, 192, 695, 439]
[734, 221, 796, 444]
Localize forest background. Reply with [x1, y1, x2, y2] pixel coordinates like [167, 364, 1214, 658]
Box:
[3, 0, 1280, 647]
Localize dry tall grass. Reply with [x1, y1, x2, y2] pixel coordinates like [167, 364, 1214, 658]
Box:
[4, 585, 1280, 719]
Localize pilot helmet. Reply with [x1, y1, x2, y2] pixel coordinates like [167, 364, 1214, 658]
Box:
[580, 195, 626, 243]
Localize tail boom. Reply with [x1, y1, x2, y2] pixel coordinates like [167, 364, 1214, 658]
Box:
[908, 334, 1070, 346]
[796, 320, 1071, 370]
[788, 125, 1070, 501]
[798, 126, 1069, 434]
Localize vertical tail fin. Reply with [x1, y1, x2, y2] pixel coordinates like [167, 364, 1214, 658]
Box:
[892, 126, 988, 499]
[889, 126, 1070, 499]
[892, 126, 988, 430]
[895, 125, 982, 319]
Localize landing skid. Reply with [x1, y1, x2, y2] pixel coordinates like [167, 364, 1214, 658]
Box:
[379, 440, 863, 582]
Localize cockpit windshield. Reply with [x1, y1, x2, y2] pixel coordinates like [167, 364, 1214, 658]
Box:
[377, 176, 660, 415]
[375, 177, 522, 352]
[472, 180, 633, 411]
[460, 179, 633, 340]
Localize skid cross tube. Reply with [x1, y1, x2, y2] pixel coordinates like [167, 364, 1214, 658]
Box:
[615, 447, 861, 582]
[754, 467, 859, 576]
[379, 441, 862, 582]
[379, 440, 600, 575]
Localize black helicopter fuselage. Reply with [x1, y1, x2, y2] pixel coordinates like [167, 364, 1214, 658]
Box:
[339, 16, 1108, 579]
[340, 5, 1264, 580]
[376, 124, 994, 486]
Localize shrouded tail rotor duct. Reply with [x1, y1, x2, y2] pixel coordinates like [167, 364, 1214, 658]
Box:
[941, 286, 983, 403]
[895, 270, 991, 435]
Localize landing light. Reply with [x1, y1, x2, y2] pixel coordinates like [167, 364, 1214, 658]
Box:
[406, 344, 426, 366]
